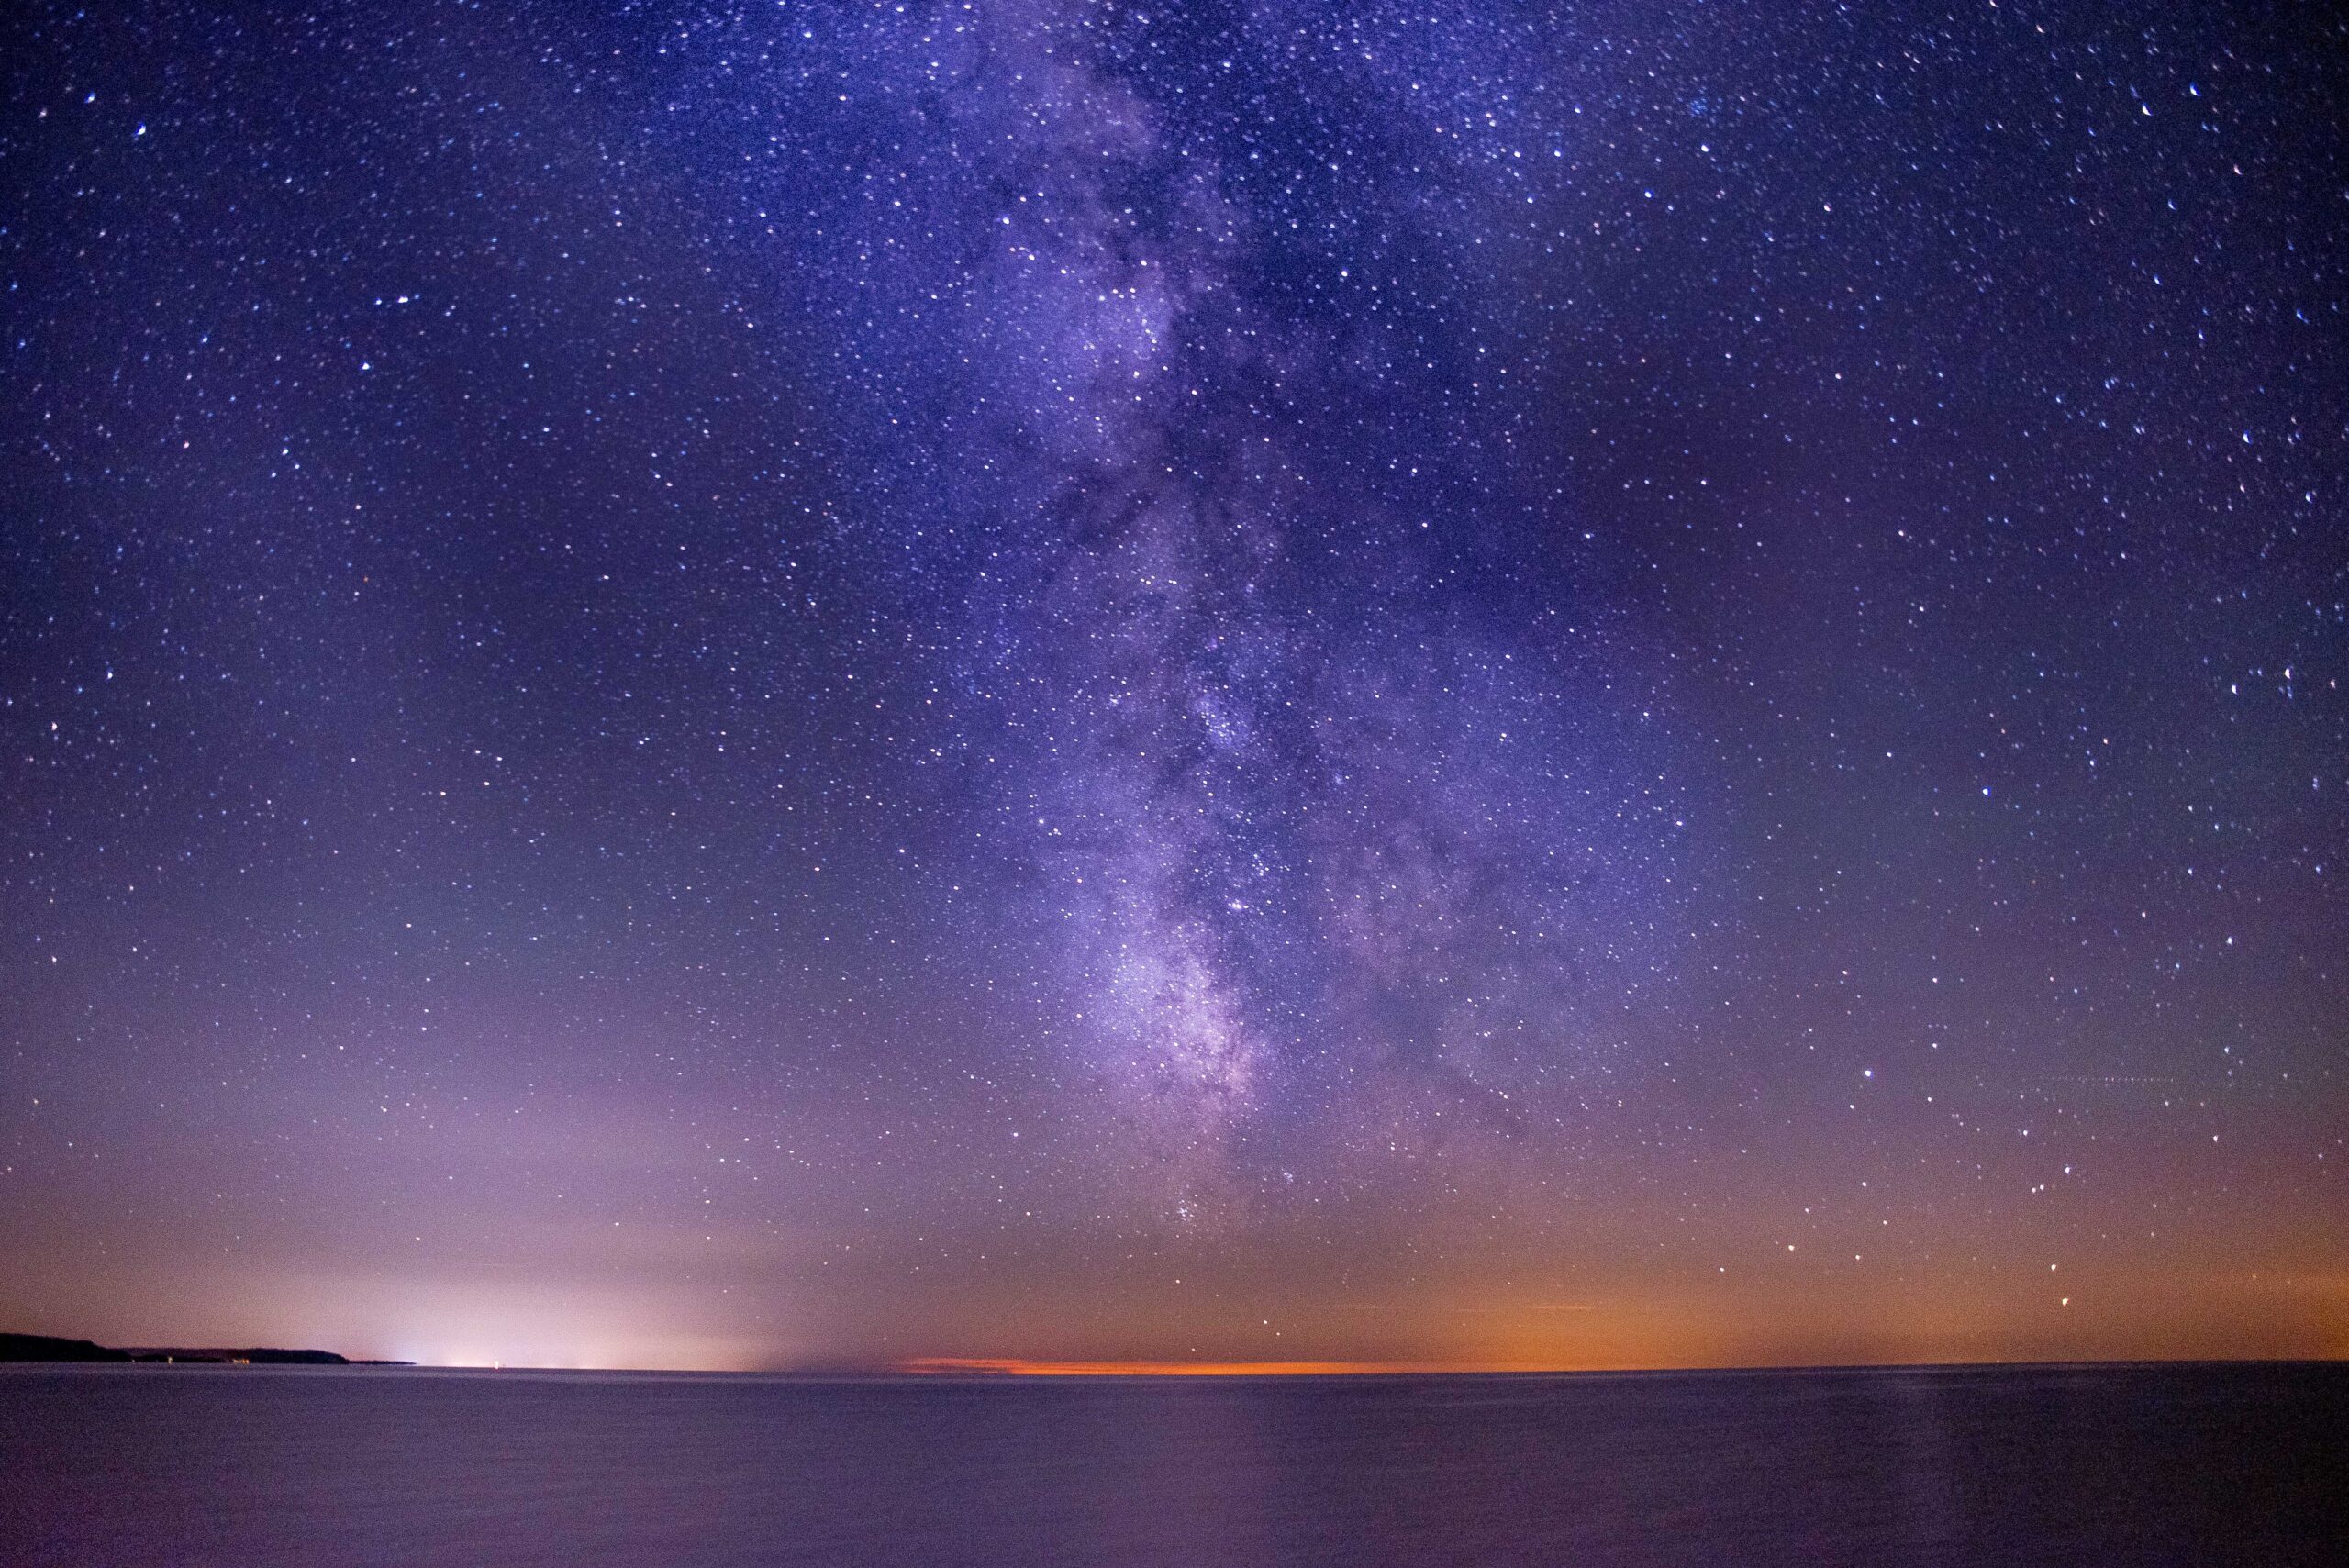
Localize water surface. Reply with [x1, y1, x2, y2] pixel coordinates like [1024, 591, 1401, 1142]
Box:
[3, 1362, 2341, 1565]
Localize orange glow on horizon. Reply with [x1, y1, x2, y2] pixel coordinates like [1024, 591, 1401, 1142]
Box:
[896, 1357, 1577, 1376]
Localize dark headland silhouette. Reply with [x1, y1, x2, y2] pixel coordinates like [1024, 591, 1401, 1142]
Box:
[1, 1331, 407, 1365]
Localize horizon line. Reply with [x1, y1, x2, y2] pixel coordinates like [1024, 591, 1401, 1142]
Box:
[868, 1353, 2345, 1379]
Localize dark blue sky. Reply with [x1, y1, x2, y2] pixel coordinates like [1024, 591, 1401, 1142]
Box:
[3, 1, 2342, 1369]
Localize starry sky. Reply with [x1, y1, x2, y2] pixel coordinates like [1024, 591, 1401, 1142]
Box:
[2, 1, 2343, 1373]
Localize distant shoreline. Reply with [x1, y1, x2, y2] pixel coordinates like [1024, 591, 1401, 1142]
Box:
[0, 1331, 409, 1366]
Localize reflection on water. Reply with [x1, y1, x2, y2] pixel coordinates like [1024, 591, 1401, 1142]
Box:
[2, 1362, 2341, 1565]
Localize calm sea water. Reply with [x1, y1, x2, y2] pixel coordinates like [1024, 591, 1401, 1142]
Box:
[2, 1362, 2342, 1565]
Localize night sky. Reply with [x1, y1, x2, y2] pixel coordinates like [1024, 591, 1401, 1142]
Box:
[3, 2, 2343, 1373]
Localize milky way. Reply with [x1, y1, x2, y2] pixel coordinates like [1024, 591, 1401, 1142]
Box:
[2, 2, 2343, 1369]
[760, 5, 1694, 1184]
